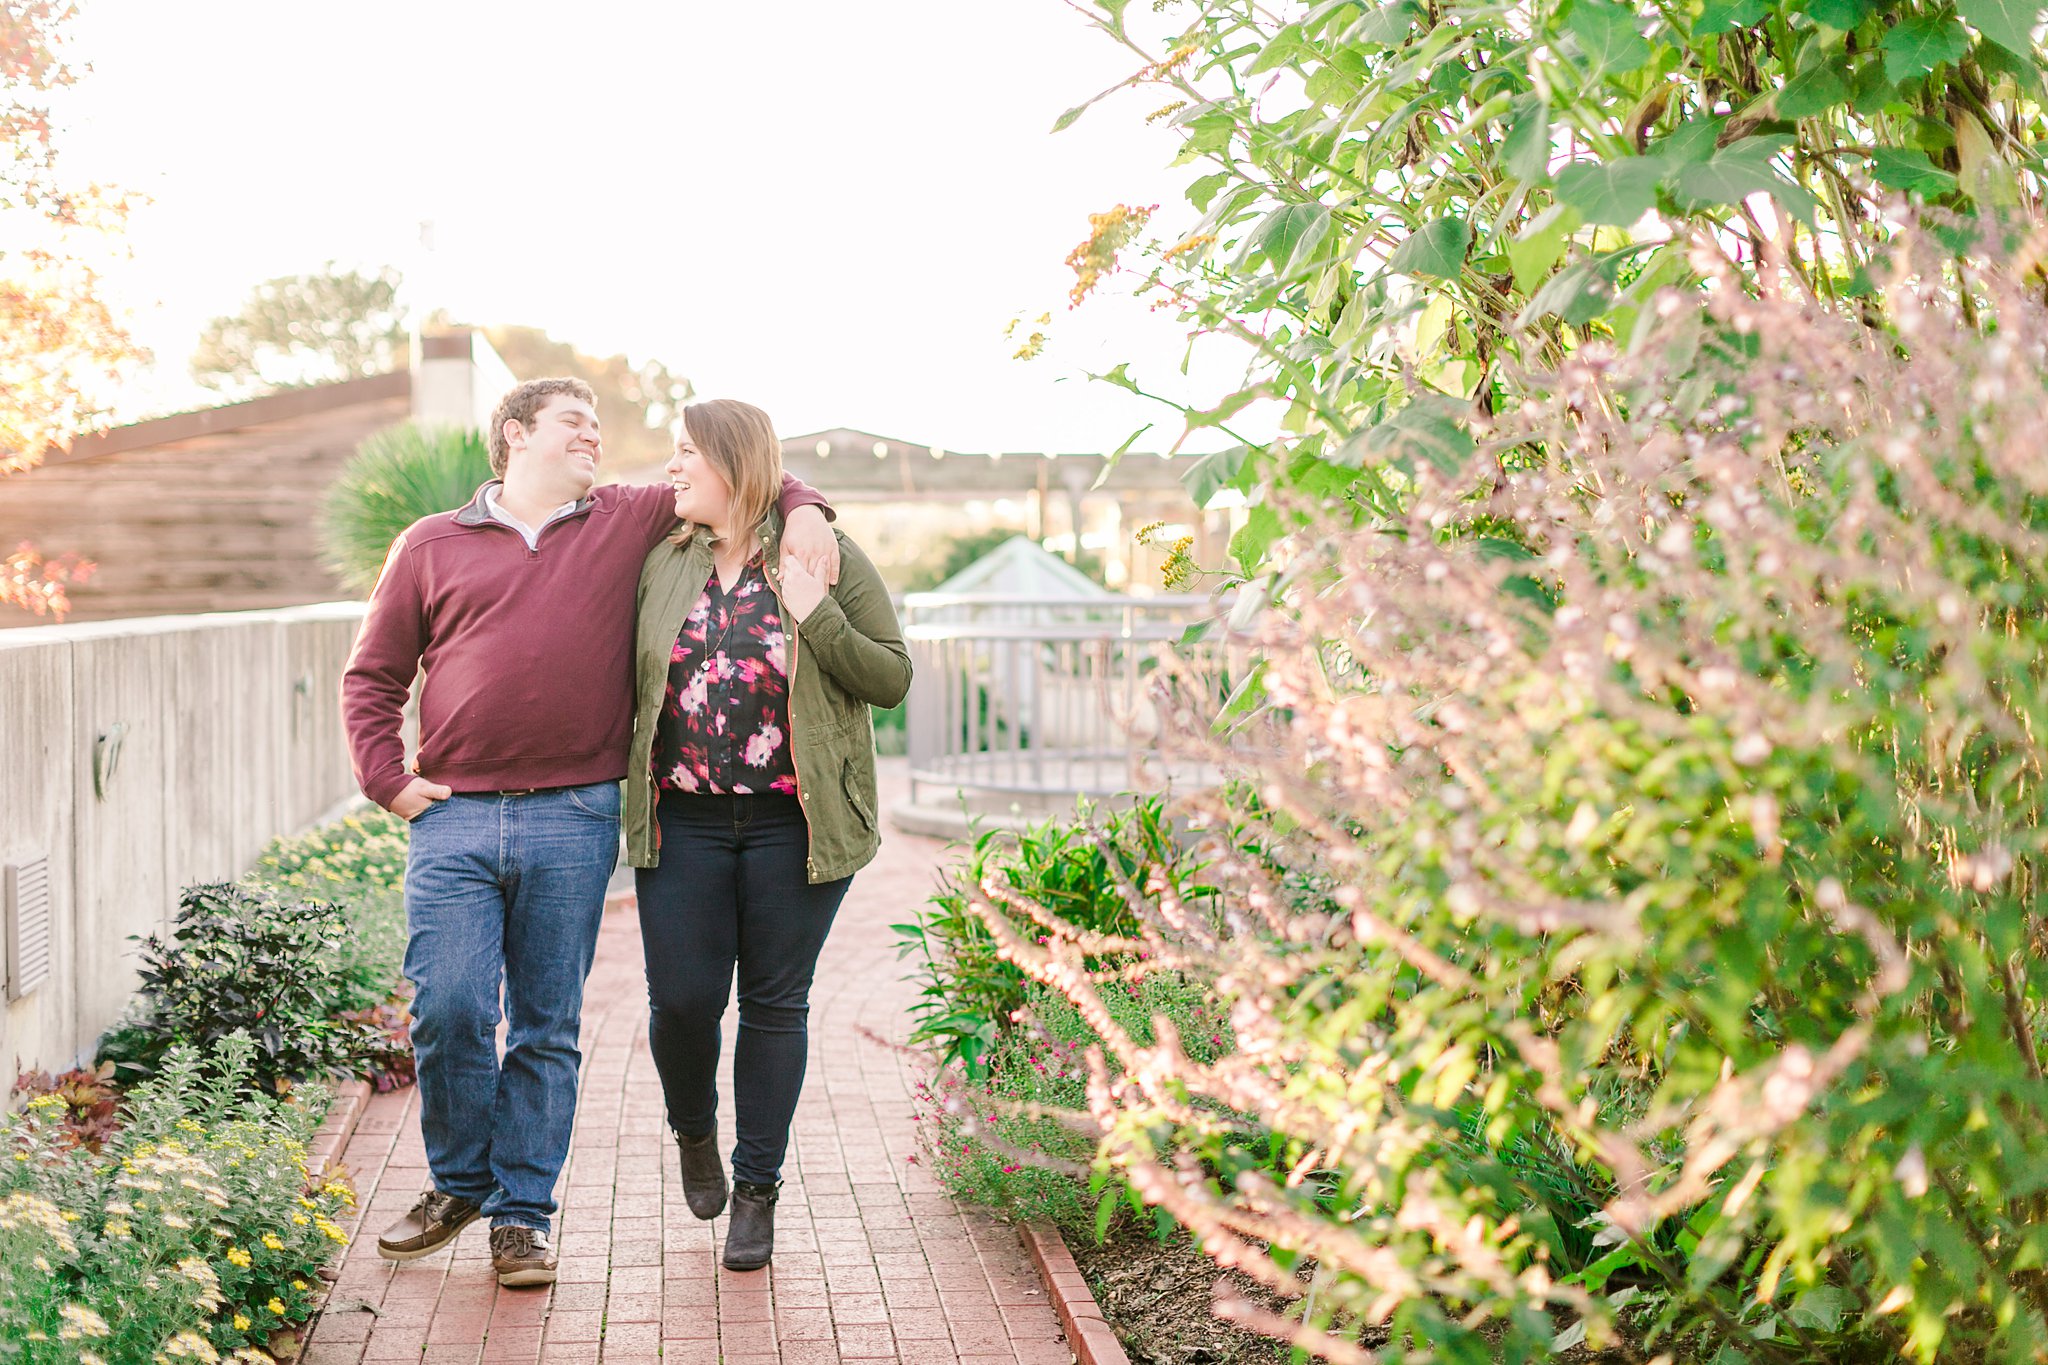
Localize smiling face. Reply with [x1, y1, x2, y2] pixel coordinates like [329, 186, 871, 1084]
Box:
[665, 427, 735, 531]
[504, 393, 603, 500]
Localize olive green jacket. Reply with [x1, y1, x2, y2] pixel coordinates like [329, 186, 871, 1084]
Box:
[624, 512, 912, 881]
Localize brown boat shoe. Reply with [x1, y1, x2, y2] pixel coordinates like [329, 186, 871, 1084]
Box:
[375, 1190, 481, 1261]
[490, 1224, 558, 1287]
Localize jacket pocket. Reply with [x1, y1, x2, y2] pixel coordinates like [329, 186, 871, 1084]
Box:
[841, 757, 876, 833]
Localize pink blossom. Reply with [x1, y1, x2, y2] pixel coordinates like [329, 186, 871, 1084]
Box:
[743, 721, 784, 769]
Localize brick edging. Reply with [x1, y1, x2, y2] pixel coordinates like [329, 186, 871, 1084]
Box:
[309, 1078, 373, 1176]
[1020, 1220, 1132, 1365]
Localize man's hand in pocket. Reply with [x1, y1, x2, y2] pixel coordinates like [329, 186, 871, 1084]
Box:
[393, 777, 453, 820]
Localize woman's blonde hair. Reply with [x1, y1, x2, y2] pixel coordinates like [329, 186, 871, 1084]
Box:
[678, 398, 783, 543]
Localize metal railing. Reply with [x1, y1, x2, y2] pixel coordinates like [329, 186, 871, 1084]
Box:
[900, 592, 1217, 813]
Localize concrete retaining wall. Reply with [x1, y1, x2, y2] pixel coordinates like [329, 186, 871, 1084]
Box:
[0, 602, 368, 1076]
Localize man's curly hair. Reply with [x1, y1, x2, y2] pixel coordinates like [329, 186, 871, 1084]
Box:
[486, 377, 598, 477]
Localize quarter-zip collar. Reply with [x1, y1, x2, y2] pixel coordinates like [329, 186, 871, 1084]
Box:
[453, 480, 598, 532]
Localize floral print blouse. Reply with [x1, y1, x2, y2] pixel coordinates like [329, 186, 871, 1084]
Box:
[652, 555, 798, 796]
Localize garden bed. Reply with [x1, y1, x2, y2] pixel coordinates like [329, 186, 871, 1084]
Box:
[1070, 1228, 1286, 1365]
[2, 805, 414, 1361]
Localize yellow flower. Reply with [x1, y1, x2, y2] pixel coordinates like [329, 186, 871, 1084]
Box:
[226, 1247, 252, 1267]
[291, 1279, 308, 1290]
[176, 1118, 204, 1133]
[262, 1233, 284, 1251]
[233, 1315, 251, 1332]
[60, 1210, 79, 1222]
[27, 1092, 67, 1110]
[163, 1330, 220, 1363]
[105, 1218, 132, 1238]
[291, 1213, 309, 1225]
[266, 1298, 285, 1316]
[59, 1303, 112, 1339]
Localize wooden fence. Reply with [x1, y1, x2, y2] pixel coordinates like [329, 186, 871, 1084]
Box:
[0, 603, 368, 1077]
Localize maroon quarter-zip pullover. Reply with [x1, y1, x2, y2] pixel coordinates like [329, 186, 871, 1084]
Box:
[342, 478, 829, 810]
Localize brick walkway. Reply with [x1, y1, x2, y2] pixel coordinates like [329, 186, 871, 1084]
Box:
[304, 761, 1072, 1365]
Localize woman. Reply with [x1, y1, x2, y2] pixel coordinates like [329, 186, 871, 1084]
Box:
[623, 398, 911, 1271]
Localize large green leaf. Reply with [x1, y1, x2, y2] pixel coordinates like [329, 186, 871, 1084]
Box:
[1881, 14, 1971, 83]
[1508, 204, 1580, 293]
[1805, 0, 1872, 29]
[1868, 146, 1958, 195]
[1187, 172, 1230, 212]
[1696, 0, 1768, 34]
[1387, 216, 1472, 280]
[1657, 116, 1727, 165]
[1247, 23, 1310, 74]
[1773, 54, 1852, 118]
[1362, 394, 1475, 475]
[1521, 251, 1629, 326]
[1553, 156, 1668, 225]
[1672, 137, 1818, 216]
[1351, 0, 1422, 47]
[1503, 93, 1553, 184]
[1566, 0, 1653, 74]
[1182, 446, 1252, 507]
[1244, 202, 1334, 275]
[1955, 0, 2046, 54]
[1228, 504, 1284, 575]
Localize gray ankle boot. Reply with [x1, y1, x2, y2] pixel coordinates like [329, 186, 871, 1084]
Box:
[674, 1130, 729, 1220]
[722, 1180, 780, 1271]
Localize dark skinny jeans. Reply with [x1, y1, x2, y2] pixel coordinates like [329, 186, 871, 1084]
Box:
[635, 792, 851, 1185]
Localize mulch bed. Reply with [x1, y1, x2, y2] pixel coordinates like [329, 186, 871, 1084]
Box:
[1068, 1227, 1290, 1364]
[1066, 1227, 1637, 1364]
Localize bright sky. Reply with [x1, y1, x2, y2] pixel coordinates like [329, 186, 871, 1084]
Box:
[54, 0, 1238, 454]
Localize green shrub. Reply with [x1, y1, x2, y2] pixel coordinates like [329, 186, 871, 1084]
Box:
[251, 808, 408, 1016]
[100, 885, 379, 1092]
[895, 794, 1214, 1078]
[322, 422, 490, 594]
[0, 1036, 354, 1362]
[970, 243, 2048, 1363]
[917, 974, 1237, 1241]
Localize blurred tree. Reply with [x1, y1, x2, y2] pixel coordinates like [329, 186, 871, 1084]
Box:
[190, 265, 405, 399]
[1, 0, 141, 619]
[482, 324, 690, 469]
[185, 264, 691, 468]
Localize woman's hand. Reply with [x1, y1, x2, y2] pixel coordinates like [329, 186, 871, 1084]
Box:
[779, 554, 829, 623]
[782, 506, 840, 584]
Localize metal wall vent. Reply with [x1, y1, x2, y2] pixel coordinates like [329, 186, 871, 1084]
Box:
[5, 855, 53, 1002]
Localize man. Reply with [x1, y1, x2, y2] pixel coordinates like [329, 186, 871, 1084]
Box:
[341, 377, 837, 1287]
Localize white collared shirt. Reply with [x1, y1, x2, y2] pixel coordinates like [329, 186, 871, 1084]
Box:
[484, 484, 581, 551]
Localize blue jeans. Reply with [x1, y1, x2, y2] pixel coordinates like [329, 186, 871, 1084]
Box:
[401, 782, 620, 1231]
[636, 793, 850, 1185]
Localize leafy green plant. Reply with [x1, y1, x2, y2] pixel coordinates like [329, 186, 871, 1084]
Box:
[895, 795, 1214, 1078]
[100, 885, 379, 1092]
[915, 974, 1238, 1242]
[322, 422, 490, 593]
[971, 240, 2048, 1363]
[0, 1036, 354, 1363]
[251, 808, 409, 1016]
[1055, 0, 2048, 575]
